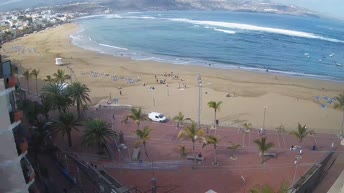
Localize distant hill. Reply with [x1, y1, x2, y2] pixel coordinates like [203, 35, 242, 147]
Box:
[0, 0, 317, 17]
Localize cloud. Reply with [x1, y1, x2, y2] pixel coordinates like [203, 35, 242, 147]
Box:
[0, 0, 23, 6]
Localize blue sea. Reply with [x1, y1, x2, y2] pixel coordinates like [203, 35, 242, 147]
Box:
[71, 11, 344, 81]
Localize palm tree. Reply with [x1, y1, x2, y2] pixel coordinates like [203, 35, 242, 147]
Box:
[52, 112, 81, 147]
[227, 143, 241, 160]
[44, 75, 54, 83]
[253, 137, 274, 163]
[67, 82, 91, 119]
[243, 122, 252, 147]
[127, 107, 147, 130]
[39, 96, 52, 120]
[23, 69, 31, 93]
[243, 122, 252, 132]
[207, 101, 222, 129]
[202, 135, 220, 165]
[134, 126, 152, 161]
[178, 121, 205, 158]
[41, 83, 72, 113]
[334, 93, 344, 137]
[173, 112, 190, 129]
[53, 69, 69, 84]
[82, 119, 117, 153]
[289, 123, 313, 143]
[30, 69, 40, 96]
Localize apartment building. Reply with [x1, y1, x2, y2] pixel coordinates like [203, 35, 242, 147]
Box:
[0, 57, 36, 193]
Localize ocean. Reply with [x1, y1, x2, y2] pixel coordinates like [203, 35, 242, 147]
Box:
[71, 11, 344, 81]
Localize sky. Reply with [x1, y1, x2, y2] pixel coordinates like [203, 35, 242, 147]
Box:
[271, 0, 344, 19]
[0, 0, 343, 19]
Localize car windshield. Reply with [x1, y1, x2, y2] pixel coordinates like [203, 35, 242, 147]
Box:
[158, 114, 164, 118]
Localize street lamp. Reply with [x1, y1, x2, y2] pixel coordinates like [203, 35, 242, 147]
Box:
[262, 106, 268, 130]
[241, 176, 246, 193]
[197, 74, 202, 129]
[292, 155, 302, 186]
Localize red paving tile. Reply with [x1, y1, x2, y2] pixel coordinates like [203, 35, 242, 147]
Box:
[81, 109, 344, 193]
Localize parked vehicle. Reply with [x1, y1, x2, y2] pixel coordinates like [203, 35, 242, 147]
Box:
[148, 112, 168, 123]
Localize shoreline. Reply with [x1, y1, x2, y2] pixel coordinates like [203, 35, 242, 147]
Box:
[2, 22, 344, 133]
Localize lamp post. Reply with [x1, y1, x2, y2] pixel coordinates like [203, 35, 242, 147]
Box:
[262, 106, 267, 130]
[197, 74, 202, 129]
[241, 176, 246, 193]
[292, 155, 302, 186]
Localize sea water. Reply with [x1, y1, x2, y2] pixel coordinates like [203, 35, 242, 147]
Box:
[71, 11, 344, 81]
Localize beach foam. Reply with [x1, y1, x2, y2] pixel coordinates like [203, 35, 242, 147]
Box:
[168, 18, 344, 43]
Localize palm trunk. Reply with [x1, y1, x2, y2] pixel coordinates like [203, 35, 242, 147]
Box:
[192, 140, 195, 158]
[143, 142, 150, 161]
[77, 101, 81, 120]
[260, 151, 264, 163]
[35, 78, 38, 96]
[341, 111, 344, 136]
[214, 146, 217, 163]
[214, 110, 217, 128]
[67, 132, 72, 147]
[26, 80, 29, 93]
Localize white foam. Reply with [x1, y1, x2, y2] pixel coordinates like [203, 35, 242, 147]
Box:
[99, 43, 128, 50]
[169, 18, 344, 43]
[213, 28, 236, 34]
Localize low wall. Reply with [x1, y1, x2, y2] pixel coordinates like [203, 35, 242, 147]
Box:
[290, 151, 337, 193]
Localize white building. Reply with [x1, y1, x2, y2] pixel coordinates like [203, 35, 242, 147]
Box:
[0, 60, 36, 193]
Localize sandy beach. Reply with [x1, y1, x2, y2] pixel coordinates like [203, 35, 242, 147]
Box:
[2, 23, 344, 133]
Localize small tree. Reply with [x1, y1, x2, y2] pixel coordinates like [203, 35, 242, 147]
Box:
[253, 137, 274, 164]
[290, 123, 313, 143]
[127, 107, 147, 130]
[202, 135, 220, 165]
[44, 75, 54, 83]
[53, 69, 69, 84]
[173, 112, 190, 129]
[207, 101, 222, 128]
[82, 119, 117, 153]
[228, 143, 241, 160]
[178, 121, 205, 158]
[52, 112, 81, 148]
[23, 69, 31, 93]
[134, 126, 152, 161]
[30, 69, 40, 96]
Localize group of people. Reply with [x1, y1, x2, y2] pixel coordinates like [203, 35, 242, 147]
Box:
[81, 71, 140, 84]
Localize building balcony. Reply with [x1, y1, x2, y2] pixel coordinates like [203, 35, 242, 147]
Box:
[16, 140, 29, 155]
[20, 156, 35, 184]
[9, 110, 23, 124]
[7, 76, 17, 88]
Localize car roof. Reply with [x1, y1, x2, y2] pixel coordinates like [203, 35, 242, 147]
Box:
[149, 112, 163, 115]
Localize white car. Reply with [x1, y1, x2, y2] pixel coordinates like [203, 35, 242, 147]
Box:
[148, 112, 168, 123]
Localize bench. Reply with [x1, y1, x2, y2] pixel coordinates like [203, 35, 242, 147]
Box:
[263, 152, 277, 158]
[186, 155, 204, 162]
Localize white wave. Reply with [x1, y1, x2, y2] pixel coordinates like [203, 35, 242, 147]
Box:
[213, 28, 236, 34]
[128, 16, 157, 19]
[107, 14, 123, 19]
[169, 18, 344, 43]
[99, 43, 128, 50]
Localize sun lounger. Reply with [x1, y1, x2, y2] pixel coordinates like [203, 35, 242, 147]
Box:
[263, 152, 277, 158]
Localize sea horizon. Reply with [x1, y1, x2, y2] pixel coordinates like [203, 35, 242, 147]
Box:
[70, 11, 344, 82]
